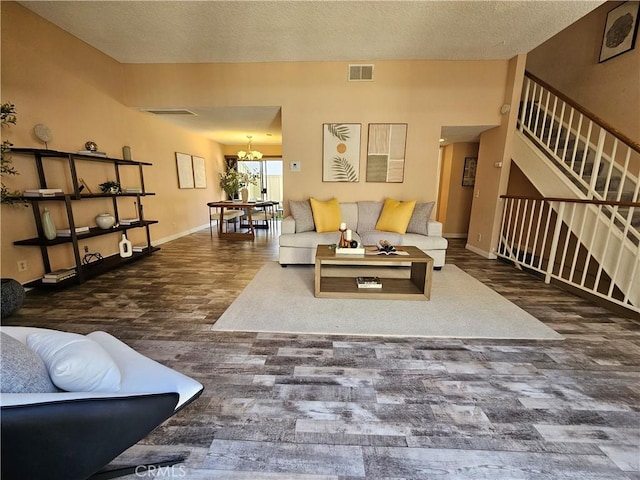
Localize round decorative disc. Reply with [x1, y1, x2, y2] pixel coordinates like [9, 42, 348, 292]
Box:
[85, 141, 98, 152]
[33, 124, 53, 143]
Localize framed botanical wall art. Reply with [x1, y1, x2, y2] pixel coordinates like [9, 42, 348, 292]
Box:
[599, 1, 639, 63]
[192, 156, 207, 188]
[176, 152, 194, 189]
[322, 123, 361, 182]
[366, 123, 407, 182]
[462, 157, 477, 187]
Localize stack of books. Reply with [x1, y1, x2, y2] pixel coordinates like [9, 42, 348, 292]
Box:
[24, 188, 63, 197]
[42, 268, 76, 284]
[124, 187, 142, 194]
[119, 218, 139, 226]
[132, 244, 147, 253]
[56, 226, 90, 237]
[356, 276, 383, 289]
[77, 150, 107, 157]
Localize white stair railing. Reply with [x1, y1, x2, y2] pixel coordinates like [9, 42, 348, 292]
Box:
[498, 195, 639, 314]
[519, 72, 640, 245]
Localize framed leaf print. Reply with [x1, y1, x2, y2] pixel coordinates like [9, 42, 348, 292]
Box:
[322, 123, 361, 182]
[366, 123, 407, 182]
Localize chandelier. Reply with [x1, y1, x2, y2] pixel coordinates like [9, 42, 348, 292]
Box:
[237, 135, 263, 160]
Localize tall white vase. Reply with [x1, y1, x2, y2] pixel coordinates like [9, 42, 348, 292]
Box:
[240, 187, 249, 203]
[119, 234, 133, 258]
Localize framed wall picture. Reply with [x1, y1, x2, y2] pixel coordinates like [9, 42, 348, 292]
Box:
[366, 123, 407, 182]
[322, 123, 361, 182]
[192, 156, 206, 188]
[176, 152, 194, 189]
[599, 1, 640, 63]
[462, 157, 477, 187]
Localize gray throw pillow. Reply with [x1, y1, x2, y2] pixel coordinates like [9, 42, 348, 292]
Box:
[1, 332, 57, 393]
[289, 200, 315, 233]
[357, 201, 384, 233]
[407, 202, 435, 235]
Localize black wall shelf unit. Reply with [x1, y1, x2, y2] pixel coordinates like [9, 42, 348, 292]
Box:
[12, 148, 159, 288]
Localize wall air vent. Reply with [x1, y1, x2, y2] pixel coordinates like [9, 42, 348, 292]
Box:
[348, 64, 374, 81]
[143, 109, 197, 116]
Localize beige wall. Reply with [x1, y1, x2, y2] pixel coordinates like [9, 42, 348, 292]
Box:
[1, 1, 522, 283]
[122, 60, 511, 214]
[438, 143, 478, 237]
[466, 54, 527, 257]
[1, 3, 225, 283]
[527, 1, 639, 141]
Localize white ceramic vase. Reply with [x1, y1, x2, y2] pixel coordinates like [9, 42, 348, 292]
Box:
[95, 213, 115, 229]
[240, 187, 249, 203]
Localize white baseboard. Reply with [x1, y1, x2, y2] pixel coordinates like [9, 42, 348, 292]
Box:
[154, 223, 210, 246]
[465, 242, 497, 259]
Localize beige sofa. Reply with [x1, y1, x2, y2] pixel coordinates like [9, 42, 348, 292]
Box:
[279, 201, 448, 268]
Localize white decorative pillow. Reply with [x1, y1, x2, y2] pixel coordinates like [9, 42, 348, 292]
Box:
[26, 331, 121, 392]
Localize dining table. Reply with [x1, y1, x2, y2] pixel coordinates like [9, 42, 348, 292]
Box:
[207, 200, 278, 240]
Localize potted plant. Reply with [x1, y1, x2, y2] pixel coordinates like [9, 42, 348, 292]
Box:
[98, 180, 122, 194]
[1, 102, 25, 206]
[219, 169, 259, 201]
[1, 101, 27, 316]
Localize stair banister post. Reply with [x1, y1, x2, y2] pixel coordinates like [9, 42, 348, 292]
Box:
[545, 201, 565, 284]
[587, 128, 607, 199]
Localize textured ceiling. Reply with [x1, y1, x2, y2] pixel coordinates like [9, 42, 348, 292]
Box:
[18, 0, 604, 146]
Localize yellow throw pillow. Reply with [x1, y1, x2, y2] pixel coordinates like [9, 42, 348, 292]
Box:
[310, 197, 342, 233]
[375, 198, 416, 234]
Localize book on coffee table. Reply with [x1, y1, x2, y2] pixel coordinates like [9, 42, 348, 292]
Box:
[356, 276, 382, 289]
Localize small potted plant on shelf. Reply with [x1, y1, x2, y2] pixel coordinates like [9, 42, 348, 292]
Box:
[98, 180, 122, 194]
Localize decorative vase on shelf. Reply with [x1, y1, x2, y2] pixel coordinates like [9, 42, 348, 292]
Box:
[118, 234, 132, 258]
[41, 207, 56, 240]
[240, 187, 249, 203]
[95, 213, 115, 229]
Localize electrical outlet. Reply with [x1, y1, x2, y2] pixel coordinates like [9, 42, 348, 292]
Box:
[17, 260, 27, 272]
[477, 233, 482, 242]
[84, 245, 89, 253]
[475, 190, 480, 198]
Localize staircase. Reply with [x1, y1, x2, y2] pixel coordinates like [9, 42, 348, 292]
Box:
[499, 72, 639, 313]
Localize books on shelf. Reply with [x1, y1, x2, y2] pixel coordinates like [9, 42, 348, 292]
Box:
[119, 218, 140, 225]
[77, 150, 107, 157]
[24, 188, 63, 197]
[42, 268, 76, 283]
[123, 187, 142, 194]
[56, 226, 90, 237]
[132, 244, 147, 253]
[356, 276, 383, 289]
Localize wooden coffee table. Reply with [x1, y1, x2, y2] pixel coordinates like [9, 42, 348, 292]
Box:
[314, 245, 434, 300]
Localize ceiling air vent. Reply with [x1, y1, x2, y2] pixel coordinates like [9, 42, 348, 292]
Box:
[348, 64, 374, 81]
[143, 109, 197, 116]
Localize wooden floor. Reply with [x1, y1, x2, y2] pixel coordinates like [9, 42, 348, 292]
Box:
[5, 227, 640, 479]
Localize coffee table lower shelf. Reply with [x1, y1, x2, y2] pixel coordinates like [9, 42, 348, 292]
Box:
[314, 244, 433, 301]
[317, 276, 427, 300]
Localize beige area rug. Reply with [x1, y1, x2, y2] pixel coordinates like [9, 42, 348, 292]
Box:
[212, 262, 563, 340]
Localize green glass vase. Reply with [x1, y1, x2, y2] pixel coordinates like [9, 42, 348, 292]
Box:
[41, 207, 56, 240]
